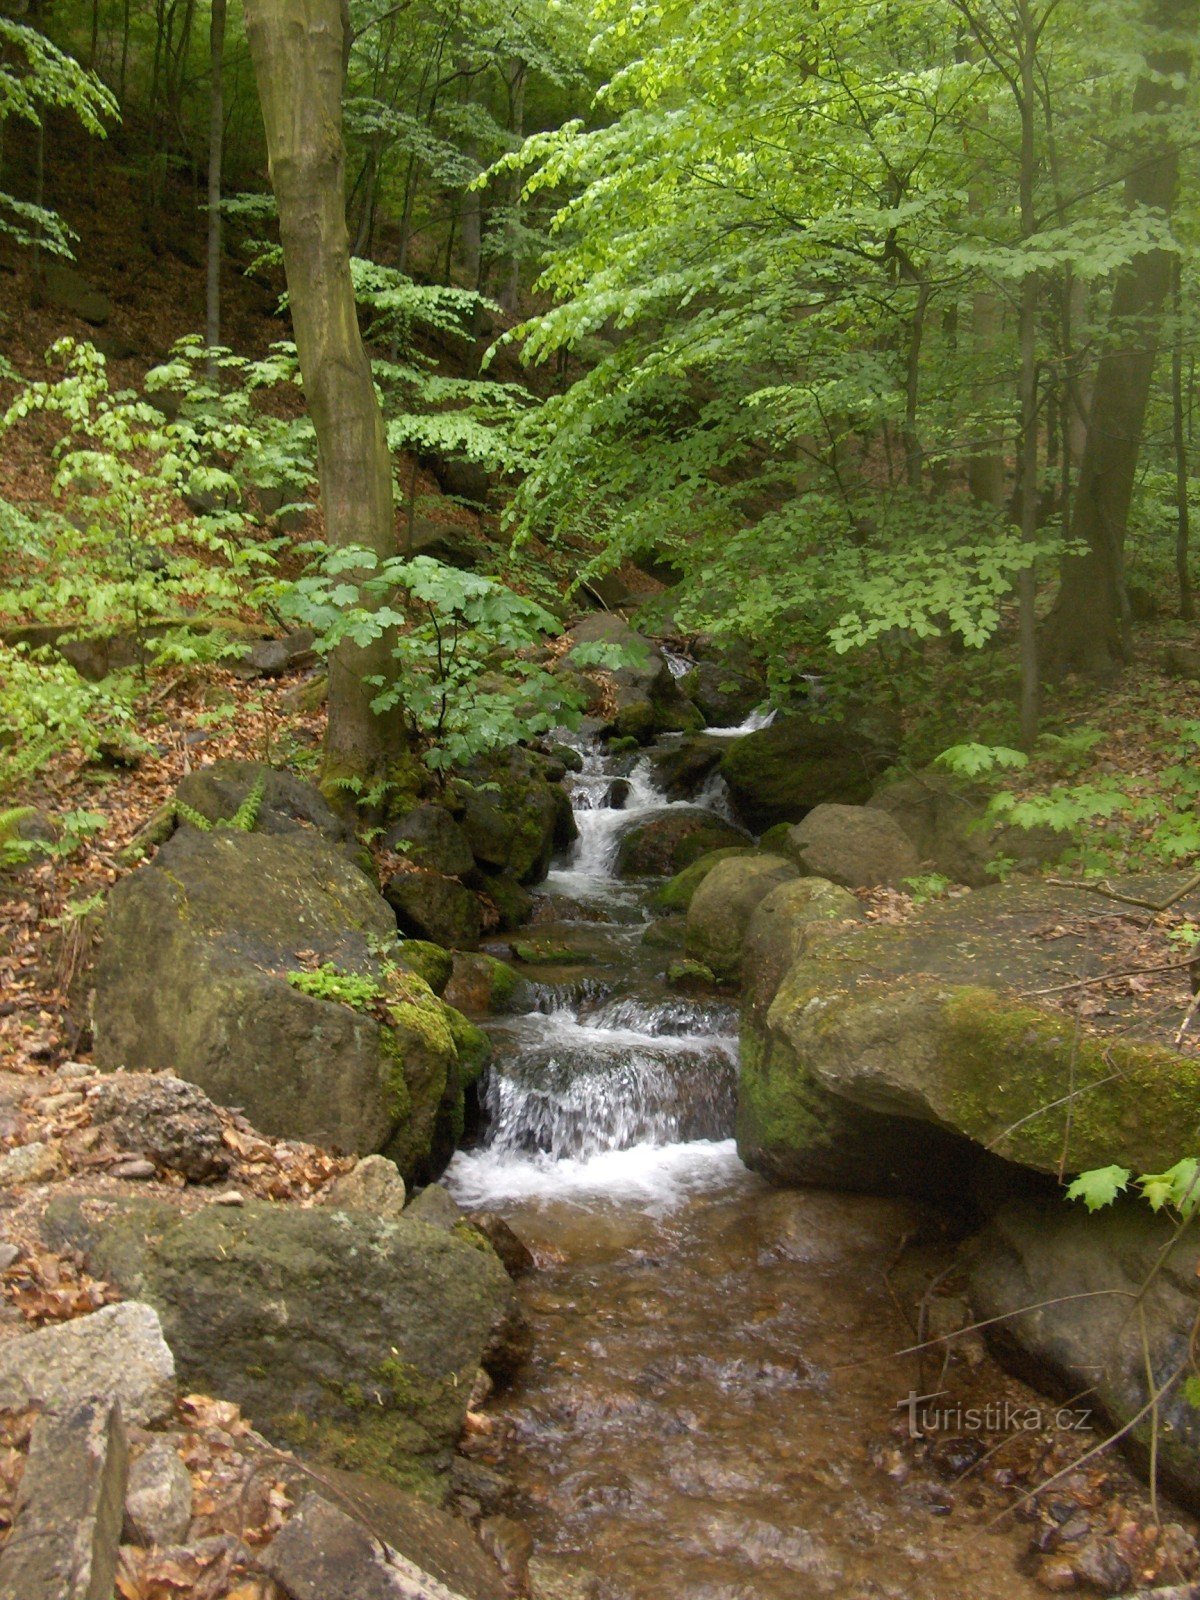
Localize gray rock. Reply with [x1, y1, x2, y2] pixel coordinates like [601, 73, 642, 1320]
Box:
[405, 1183, 464, 1231]
[0, 1302, 175, 1427]
[567, 614, 701, 743]
[261, 1491, 475, 1600]
[124, 1437, 192, 1547]
[44, 1195, 520, 1495]
[0, 1398, 127, 1600]
[780, 803, 921, 889]
[466, 1212, 534, 1279]
[0, 1142, 57, 1187]
[967, 1197, 1200, 1510]
[232, 630, 317, 679]
[685, 854, 799, 981]
[173, 759, 357, 852]
[720, 711, 897, 831]
[89, 1073, 229, 1182]
[91, 826, 468, 1183]
[385, 806, 475, 878]
[328, 1154, 407, 1219]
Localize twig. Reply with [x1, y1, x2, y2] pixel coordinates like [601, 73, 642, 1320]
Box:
[1045, 871, 1200, 914]
[1019, 956, 1197, 997]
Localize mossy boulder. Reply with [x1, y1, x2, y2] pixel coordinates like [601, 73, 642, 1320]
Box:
[452, 749, 575, 885]
[720, 712, 896, 832]
[615, 810, 751, 878]
[967, 1197, 1200, 1510]
[92, 828, 474, 1184]
[684, 854, 799, 981]
[443, 953, 529, 1016]
[173, 759, 363, 862]
[397, 940, 454, 995]
[384, 804, 474, 878]
[43, 1195, 521, 1498]
[650, 846, 759, 913]
[473, 870, 535, 931]
[567, 614, 702, 743]
[384, 868, 482, 950]
[740, 877, 1200, 1193]
[646, 736, 727, 801]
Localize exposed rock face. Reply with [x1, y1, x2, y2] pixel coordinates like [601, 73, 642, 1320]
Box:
[0, 1301, 176, 1426]
[328, 1154, 408, 1219]
[684, 855, 799, 981]
[719, 712, 896, 831]
[651, 847, 759, 913]
[646, 735, 727, 800]
[173, 758, 359, 853]
[92, 826, 475, 1183]
[452, 749, 576, 886]
[967, 1197, 1200, 1509]
[615, 810, 751, 878]
[45, 1195, 522, 1496]
[737, 877, 1200, 1192]
[780, 804, 920, 889]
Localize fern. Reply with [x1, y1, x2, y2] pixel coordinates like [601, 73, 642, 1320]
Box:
[229, 774, 266, 832]
[173, 798, 214, 832]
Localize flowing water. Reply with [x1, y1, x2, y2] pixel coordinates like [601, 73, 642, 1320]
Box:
[445, 727, 1097, 1599]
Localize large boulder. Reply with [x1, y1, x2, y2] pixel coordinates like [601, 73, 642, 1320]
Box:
[646, 735, 727, 801]
[92, 827, 478, 1184]
[720, 712, 896, 832]
[567, 614, 701, 743]
[740, 877, 1200, 1193]
[385, 869, 483, 949]
[45, 1195, 523, 1497]
[385, 805, 475, 878]
[650, 846, 759, 913]
[967, 1197, 1200, 1509]
[451, 750, 575, 885]
[680, 637, 765, 729]
[779, 803, 921, 889]
[616, 809, 751, 878]
[173, 759, 359, 853]
[866, 769, 1070, 887]
[684, 854, 799, 981]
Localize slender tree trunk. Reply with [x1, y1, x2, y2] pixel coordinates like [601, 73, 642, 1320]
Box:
[1174, 261, 1194, 619]
[499, 59, 525, 313]
[1014, 0, 1040, 746]
[967, 282, 1004, 507]
[205, 0, 226, 378]
[1044, 0, 1195, 677]
[243, 0, 407, 794]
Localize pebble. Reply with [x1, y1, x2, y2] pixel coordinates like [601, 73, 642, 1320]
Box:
[0, 1244, 19, 1273]
[55, 1062, 94, 1081]
[110, 1159, 157, 1180]
[211, 1190, 244, 1206]
[37, 1091, 83, 1116]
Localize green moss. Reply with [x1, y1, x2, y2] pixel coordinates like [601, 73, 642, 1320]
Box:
[398, 940, 454, 994]
[512, 938, 587, 965]
[445, 1007, 491, 1084]
[651, 847, 757, 913]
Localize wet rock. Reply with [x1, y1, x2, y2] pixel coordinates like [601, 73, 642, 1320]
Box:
[385, 869, 482, 949]
[328, 1154, 407, 1219]
[451, 1457, 513, 1517]
[396, 940, 455, 995]
[780, 803, 920, 889]
[0, 1301, 176, 1426]
[650, 846, 759, 914]
[473, 870, 534, 931]
[466, 1212, 534, 1278]
[0, 1398, 127, 1600]
[720, 710, 896, 831]
[646, 736, 727, 800]
[478, 1514, 533, 1595]
[641, 917, 685, 950]
[685, 854, 799, 981]
[0, 1141, 57, 1187]
[443, 953, 528, 1016]
[616, 810, 750, 878]
[567, 614, 701, 743]
[527, 1555, 605, 1600]
[124, 1436, 192, 1547]
[666, 959, 718, 992]
[453, 749, 573, 885]
[385, 805, 475, 878]
[92, 826, 470, 1183]
[45, 1194, 520, 1494]
[261, 1490, 485, 1600]
[89, 1072, 230, 1182]
[406, 1183, 464, 1231]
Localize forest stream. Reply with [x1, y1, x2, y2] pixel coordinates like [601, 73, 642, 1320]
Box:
[444, 728, 1109, 1600]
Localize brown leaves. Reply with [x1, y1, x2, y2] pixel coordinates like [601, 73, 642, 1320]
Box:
[115, 1536, 265, 1600]
[179, 1394, 292, 1552]
[0, 1407, 37, 1550]
[217, 1113, 352, 1202]
[2, 1245, 118, 1325]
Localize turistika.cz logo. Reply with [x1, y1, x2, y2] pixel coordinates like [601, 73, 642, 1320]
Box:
[897, 1389, 1092, 1440]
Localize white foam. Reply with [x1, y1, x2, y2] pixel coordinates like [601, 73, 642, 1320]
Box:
[446, 1137, 748, 1212]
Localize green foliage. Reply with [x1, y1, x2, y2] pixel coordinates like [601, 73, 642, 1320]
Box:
[902, 872, 952, 905]
[282, 546, 586, 771]
[934, 744, 1030, 780]
[286, 963, 384, 1011]
[1068, 1158, 1200, 1219]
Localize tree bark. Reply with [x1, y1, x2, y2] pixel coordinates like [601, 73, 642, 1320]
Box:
[243, 0, 406, 794]
[1043, 0, 1195, 677]
[205, 0, 226, 378]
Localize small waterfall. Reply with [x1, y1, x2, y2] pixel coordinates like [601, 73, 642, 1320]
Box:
[449, 711, 767, 1206]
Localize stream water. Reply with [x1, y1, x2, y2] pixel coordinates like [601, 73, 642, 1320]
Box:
[445, 731, 1100, 1599]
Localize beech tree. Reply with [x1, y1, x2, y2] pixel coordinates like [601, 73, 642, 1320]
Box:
[242, 0, 405, 793]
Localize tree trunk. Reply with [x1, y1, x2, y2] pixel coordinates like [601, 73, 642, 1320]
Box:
[205, 0, 226, 378]
[1174, 260, 1194, 620]
[1044, 0, 1195, 677]
[1015, 0, 1039, 745]
[243, 0, 407, 795]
